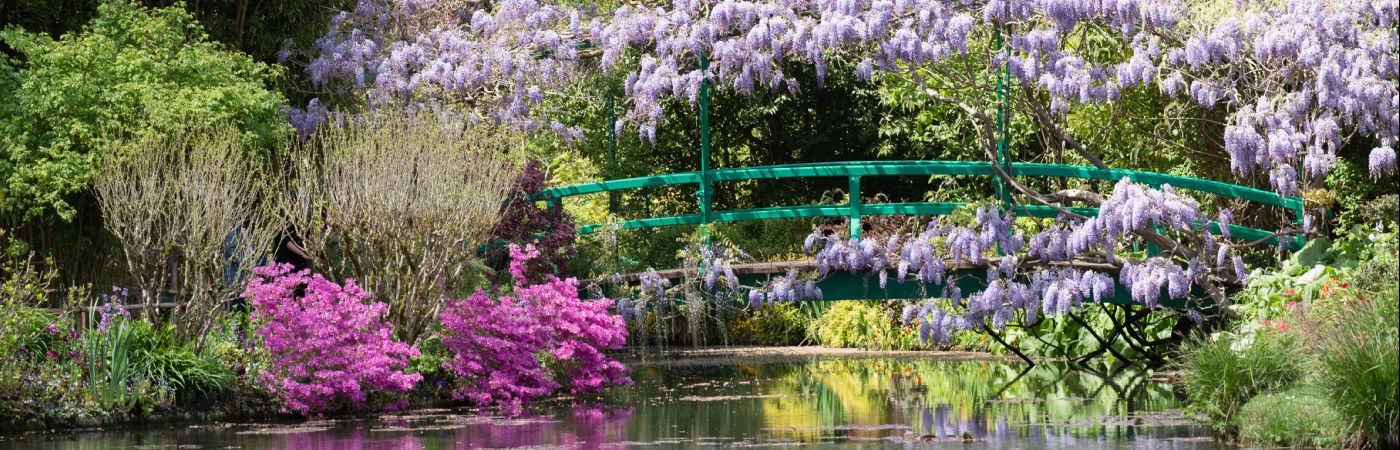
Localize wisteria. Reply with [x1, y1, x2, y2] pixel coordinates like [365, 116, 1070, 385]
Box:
[786, 196, 1224, 345]
[298, 0, 1397, 188]
[291, 0, 590, 136]
[583, 0, 1397, 191]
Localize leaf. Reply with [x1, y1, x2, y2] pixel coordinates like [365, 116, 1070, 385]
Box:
[1288, 238, 1333, 269]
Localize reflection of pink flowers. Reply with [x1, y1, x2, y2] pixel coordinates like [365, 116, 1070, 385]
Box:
[243, 263, 422, 415]
[441, 244, 631, 410]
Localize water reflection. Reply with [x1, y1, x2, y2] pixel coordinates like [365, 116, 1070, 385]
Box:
[1, 354, 1217, 449]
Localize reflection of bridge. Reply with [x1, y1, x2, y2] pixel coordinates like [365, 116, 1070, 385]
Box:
[533, 160, 1304, 308]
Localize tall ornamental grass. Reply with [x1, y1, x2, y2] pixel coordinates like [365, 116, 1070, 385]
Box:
[1314, 284, 1398, 447]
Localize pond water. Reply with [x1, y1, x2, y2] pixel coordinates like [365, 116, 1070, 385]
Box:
[3, 348, 1219, 449]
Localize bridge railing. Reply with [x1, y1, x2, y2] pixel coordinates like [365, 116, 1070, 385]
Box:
[528, 160, 1304, 248]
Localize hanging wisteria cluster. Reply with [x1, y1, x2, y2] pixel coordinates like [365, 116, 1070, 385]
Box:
[778, 191, 1228, 345]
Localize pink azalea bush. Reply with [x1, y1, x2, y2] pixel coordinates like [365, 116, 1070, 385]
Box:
[244, 263, 422, 415]
[440, 244, 630, 408]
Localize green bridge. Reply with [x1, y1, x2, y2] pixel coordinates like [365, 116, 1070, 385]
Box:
[528, 160, 1305, 308]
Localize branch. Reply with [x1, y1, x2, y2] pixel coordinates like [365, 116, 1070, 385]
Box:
[1024, 92, 1110, 169]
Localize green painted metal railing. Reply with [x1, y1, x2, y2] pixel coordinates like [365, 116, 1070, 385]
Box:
[529, 160, 1303, 248]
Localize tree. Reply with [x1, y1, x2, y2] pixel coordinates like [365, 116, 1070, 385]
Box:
[0, 0, 288, 221]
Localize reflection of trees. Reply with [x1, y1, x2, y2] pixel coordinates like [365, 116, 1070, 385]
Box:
[757, 358, 1179, 441]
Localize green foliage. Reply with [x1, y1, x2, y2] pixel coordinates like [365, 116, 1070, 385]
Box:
[0, 0, 287, 220]
[733, 303, 812, 346]
[1313, 283, 1399, 447]
[127, 321, 231, 399]
[1002, 306, 1176, 360]
[1239, 385, 1349, 449]
[1178, 329, 1307, 437]
[811, 301, 920, 350]
[83, 310, 137, 413]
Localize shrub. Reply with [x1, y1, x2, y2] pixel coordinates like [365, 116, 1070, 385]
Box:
[1178, 329, 1307, 437]
[243, 263, 422, 415]
[811, 301, 917, 350]
[287, 110, 520, 342]
[1313, 288, 1399, 448]
[486, 160, 576, 283]
[749, 303, 810, 346]
[439, 244, 630, 409]
[127, 321, 231, 400]
[1239, 385, 1348, 448]
[93, 127, 280, 338]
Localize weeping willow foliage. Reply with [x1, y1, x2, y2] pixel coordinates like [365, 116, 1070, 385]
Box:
[287, 110, 521, 343]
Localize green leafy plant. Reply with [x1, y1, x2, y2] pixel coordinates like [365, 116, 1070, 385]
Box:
[811, 301, 919, 350]
[748, 303, 812, 346]
[84, 306, 137, 413]
[0, 0, 287, 220]
[127, 321, 231, 400]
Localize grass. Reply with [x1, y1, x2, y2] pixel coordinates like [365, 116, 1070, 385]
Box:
[1178, 328, 1307, 437]
[1239, 385, 1348, 448]
[1313, 289, 1398, 448]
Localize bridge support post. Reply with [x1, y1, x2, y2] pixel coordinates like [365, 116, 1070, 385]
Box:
[848, 176, 862, 240]
[698, 53, 712, 245]
[606, 91, 619, 214]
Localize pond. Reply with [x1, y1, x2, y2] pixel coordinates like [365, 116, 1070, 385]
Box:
[2, 347, 1218, 449]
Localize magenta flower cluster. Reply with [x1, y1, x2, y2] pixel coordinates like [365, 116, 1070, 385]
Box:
[243, 263, 423, 415]
[439, 244, 631, 408]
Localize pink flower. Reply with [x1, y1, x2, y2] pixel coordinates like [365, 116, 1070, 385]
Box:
[243, 263, 422, 415]
[439, 244, 630, 410]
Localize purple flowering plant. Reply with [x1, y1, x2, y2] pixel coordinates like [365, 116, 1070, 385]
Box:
[439, 243, 630, 410]
[243, 263, 423, 415]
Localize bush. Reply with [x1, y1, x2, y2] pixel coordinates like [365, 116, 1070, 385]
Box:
[811, 301, 917, 350]
[127, 321, 231, 401]
[1178, 329, 1307, 436]
[749, 303, 811, 346]
[1239, 385, 1348, 448]
[243, 263, 422, 415]
[93, 127, 280, 338]
[1313, 288, 1399, 448]
[287, 110, 520, 342]
[439, 244, 630, 410]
